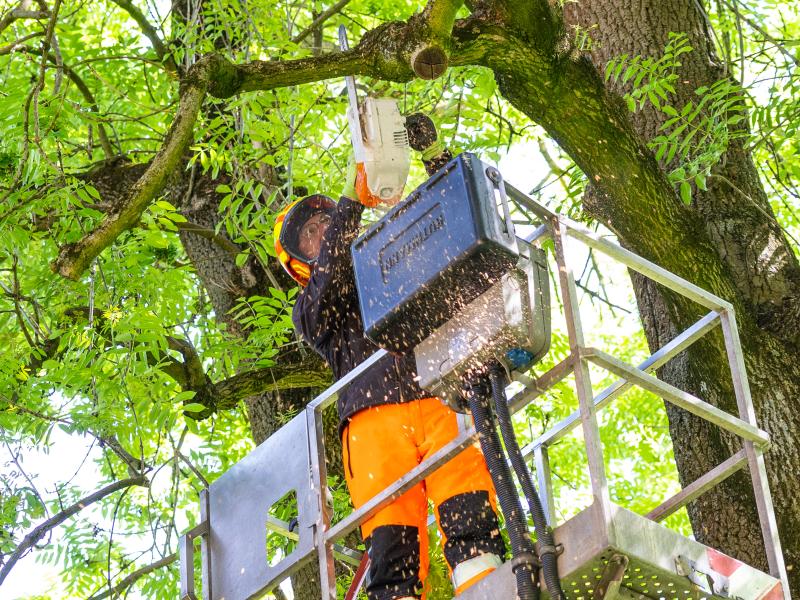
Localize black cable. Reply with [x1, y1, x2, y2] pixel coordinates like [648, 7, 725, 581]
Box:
[488, 364, 565, 600]
[465, 377, 539, 600]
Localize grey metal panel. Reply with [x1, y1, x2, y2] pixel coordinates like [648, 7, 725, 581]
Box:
[207, 412, 316, 600]
[606, 505, 781, 599]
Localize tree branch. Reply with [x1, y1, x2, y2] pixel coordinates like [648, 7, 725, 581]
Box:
[175, 220, 241, 255]
[86, 552, 177, 600]
[0, 475, 148, 586]
[166, 336, 206, 389]
[0, 31, 44, 55]
[291, 0, 353, 45]
[0, 1, 48, 36]
[108, 0, 180, 76]
[214, 359, 331, 411]
[488, 0, 561, 51]
[10, 45, 114, 158]
[50, 54, 225, 280]
[422, 0, 463, 43]
[99, 435, 149, 475]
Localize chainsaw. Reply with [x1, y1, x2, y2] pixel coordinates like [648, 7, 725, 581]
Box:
[338, 25, 410, 206]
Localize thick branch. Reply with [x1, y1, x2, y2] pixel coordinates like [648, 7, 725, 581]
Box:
[50, 55, 226, 280]
[87, 552, 177, 600]
[0, 475, 148, 586]
[214, 359, 331, 411]
[229, 10, 473, 96]
[233, 45, 397, 96]
[108, 0, 179, 76]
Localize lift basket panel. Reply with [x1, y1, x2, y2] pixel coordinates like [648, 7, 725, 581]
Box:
[352, 153, 519, 353]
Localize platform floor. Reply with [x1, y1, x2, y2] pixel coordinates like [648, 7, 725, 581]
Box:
[457, 502, 782, 600]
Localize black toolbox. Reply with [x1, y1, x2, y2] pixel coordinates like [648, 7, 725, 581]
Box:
[351, 153, 520, 353]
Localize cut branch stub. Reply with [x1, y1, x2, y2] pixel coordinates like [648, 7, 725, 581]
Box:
[411, 45, 448, 79]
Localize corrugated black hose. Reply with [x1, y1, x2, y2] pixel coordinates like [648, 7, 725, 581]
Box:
[488, 364, 565, 600]
[464, 378, 539, 600]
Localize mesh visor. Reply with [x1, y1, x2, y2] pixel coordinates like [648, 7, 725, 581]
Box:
[279, 194, 336, 263]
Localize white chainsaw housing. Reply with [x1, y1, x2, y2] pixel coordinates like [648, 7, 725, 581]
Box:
[348, 97, 410, 206]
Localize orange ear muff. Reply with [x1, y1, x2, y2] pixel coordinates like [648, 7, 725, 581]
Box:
[289, 258, 311, 286]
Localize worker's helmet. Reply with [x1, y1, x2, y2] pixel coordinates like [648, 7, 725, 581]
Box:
[274, 194, 337, 286]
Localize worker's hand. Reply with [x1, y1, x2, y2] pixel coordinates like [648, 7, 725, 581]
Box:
[342, 154, 380, 208]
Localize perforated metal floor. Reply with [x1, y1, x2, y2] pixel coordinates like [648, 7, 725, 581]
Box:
[458, 502, 782, 600]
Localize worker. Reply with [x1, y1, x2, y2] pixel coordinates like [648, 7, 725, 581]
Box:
[274, 159, 506, 599]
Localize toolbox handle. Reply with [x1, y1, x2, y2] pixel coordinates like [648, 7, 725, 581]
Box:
[485, 166, 517, 246]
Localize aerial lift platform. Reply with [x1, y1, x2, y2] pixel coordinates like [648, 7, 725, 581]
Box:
[179, 180, 789, 600]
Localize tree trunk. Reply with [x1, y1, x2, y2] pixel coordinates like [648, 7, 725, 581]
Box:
[558, 0, 800, 588]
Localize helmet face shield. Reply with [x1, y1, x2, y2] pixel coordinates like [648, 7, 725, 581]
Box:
[279, 194, 336, 263]
[274, 194, 337, 286]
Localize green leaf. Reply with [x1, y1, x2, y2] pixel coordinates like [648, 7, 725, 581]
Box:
[694, 173, 707, 190]
[680, 181, 692, 204]
[182, 403, 207, 412]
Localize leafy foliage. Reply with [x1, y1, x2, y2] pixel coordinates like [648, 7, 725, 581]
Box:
[605, 33, 749, 203]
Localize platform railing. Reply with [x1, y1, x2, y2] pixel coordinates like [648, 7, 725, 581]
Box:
[180, 186, 789, 600]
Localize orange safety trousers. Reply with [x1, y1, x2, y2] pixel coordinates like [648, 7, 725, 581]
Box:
[342, 397, 503, 599]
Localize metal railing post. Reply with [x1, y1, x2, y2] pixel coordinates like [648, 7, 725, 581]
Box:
[307, 405, 336, 599]
[533, 445, 556, 526]
[719, 310, 790, 597]
[551, 216, 612, 523]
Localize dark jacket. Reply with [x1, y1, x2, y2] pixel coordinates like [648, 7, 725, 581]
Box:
[292, 197, 429, 433]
